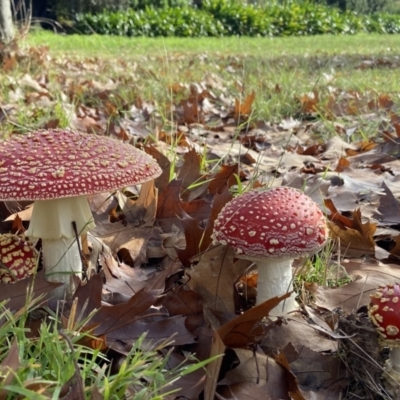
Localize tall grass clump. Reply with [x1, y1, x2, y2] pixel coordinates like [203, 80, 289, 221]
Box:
[0, 294, 214, 399]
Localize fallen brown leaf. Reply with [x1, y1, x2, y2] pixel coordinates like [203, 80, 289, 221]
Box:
[188, 245, 249, 313]
[0, 271, 61, 311]
[217, 293, 290, 347]
[315, 259, 400, 313]
[219, 348, 290, 400]
[325, 199, 376, 256]
[0, 340, 20, 400]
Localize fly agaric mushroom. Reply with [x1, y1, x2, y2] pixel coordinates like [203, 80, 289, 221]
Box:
[212, 187, 328, 315]
[369, 284, 400, 384]
[0, 233, 38, 283]
[0, 129, 162, 298]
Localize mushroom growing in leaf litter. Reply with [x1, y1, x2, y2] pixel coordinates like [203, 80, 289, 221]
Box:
[0, 129, 162, 298]
[369, 283, 400, 391]
[212, 187, 328, 315]
[0, 233, 38, 284]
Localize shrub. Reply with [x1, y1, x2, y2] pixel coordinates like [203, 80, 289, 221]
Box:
[47, 0, 199, 20]
[75, 7, 226, 37]
[199, 0, 273, 35]
[200, 0, 366, 36]
[74, 0, 400, 37]
[47, 0, 131, 16]
[369, 13, 400, 32]
[319, 0, 389, 14]
[130, 0, 195, 9]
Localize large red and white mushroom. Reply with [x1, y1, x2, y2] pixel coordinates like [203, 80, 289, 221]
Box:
[0, 233, 38, 283]
[212, 187, 328, 315]
[0, 129, 162, 298]
[369, 283, 400, 384]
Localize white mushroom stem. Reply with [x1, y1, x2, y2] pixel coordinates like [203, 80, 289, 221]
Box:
[41, 237, 82, 299]
[26, 195, 95, 298]
[383, 348, 400, 395]
[42, 237, 82, 282]
[388, 348, 400, 373]
[255, 257, 298, 315]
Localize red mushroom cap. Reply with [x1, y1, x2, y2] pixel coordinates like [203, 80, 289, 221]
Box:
[212, 187, 328, 259]
[0, 234, 37, 283]
[0, 129, 162, 201]
[369, 284, 400, 345]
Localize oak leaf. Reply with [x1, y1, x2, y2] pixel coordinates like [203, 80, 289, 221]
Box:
[325, 199, 376, 256]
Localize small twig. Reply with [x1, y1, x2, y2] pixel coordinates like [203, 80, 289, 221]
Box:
[72, 221, 87, 281]
[252, 344, 260, 385]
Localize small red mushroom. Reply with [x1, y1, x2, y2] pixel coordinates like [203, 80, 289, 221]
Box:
[0, 233, 37, 283]
[212, 187, 328, 315]
[369, 284, 400, 381]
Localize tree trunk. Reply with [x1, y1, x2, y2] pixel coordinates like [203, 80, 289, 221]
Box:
[0, 0, 14, 44]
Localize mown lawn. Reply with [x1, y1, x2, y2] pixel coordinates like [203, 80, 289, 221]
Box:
[19, 30, 400, 124]
[26, 29, 400, 58]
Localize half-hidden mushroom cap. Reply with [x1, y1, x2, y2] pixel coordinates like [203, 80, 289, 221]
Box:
[212, 186, 328, 259]
[0, 129, 162, 201]
[0, 233, 37, 283]
[369, 284, 400, 345]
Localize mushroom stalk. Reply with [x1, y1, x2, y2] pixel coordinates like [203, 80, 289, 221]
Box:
[26, 196, 94, 298]
[255, 257, 297, 314]
[42, 237, 82, 297]
[389, 348, 400, 373]
[384, 348, 400, 394]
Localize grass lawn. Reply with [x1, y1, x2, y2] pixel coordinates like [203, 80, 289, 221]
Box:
[25, 30, 400, 58]
[19, 30, 400, 125]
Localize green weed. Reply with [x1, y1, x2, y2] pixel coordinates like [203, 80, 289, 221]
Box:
[0, 296, 216, 399]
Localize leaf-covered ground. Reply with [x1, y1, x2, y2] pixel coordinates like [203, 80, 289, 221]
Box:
[2, 32, 400, 399]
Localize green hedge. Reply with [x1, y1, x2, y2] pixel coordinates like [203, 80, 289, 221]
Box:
[319, 0, 389, 14]
[75, 7, 225, 36]
[74, 0, 400, 37]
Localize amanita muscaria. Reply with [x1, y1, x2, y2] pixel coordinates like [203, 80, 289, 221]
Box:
[0, 129, 162, 298]
[212, 186, 328, 315]
[369, 283, 400, 384]
[0, 233, 37, 283]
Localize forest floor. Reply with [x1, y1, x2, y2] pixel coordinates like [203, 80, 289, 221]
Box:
[1, 31, 400, 399]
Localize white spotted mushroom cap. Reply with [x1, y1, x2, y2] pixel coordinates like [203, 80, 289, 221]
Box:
[369, 284, 400, 346]
[0, 129, 162, 201]
[0, 233, 37, 283]
[212, 187, 328, 259]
